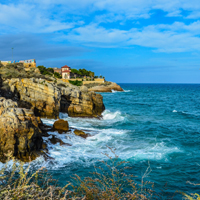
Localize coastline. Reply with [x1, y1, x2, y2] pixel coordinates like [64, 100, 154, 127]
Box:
[85, 81, 124, 92]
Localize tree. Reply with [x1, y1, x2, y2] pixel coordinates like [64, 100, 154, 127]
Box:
[54, 72, 62, 79]
[47, 68, 54, 74]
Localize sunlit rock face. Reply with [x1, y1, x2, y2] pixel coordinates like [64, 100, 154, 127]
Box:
[0, 97, 43, 162]
[3, 78, 105, 118]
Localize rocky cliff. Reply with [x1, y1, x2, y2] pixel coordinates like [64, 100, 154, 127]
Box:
[2, 78, 105, 118]
[0, 64, 105, 162]
[0, 97, 43, 162]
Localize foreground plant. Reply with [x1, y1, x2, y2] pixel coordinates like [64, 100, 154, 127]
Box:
[0, 149, 155, 200]
[0, 153, 71, 200]
[72, 147, 154, 200]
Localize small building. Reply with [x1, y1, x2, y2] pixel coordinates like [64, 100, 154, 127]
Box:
[61, 65, 71, 79]
[53, 67, 61, 75]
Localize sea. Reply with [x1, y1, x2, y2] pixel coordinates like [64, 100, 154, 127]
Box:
[3, 83, 200, 198]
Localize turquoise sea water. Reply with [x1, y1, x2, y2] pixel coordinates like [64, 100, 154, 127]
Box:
[3, 83, 200, 198]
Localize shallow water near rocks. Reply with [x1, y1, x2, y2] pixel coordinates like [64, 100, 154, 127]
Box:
[2, 83, 200, 198]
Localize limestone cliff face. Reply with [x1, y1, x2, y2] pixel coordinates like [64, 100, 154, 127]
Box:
[85, 82, 124, 93]
[0, 97, 43, 162]
[3, 78, 105, 119]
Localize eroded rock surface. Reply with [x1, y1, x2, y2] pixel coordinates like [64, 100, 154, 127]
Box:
[86, 82, 124, 92]
[53, 119, 69, 133]
[74, 129, 89, 138]
[3, 78, 105, 118]
[0, 97, 43, 162]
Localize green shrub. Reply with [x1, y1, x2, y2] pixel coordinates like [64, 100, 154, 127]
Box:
[69, 80, 83, 86]
[54, 72, 62, 79]
[37, 66, 54, 76]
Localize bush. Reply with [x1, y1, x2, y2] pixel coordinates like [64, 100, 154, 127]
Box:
[37, 66, 54, 76]
[54, 72, 62, 79]
[69, 80, 83, 86]
[0, 63, 55, 81]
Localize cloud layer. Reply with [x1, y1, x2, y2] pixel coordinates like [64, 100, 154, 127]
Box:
[0, 0, 200, 53]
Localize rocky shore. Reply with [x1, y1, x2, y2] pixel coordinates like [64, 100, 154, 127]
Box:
[0, 97, 43, 162]
[0, 63, 105, 162]
[84, 81, 123, 92]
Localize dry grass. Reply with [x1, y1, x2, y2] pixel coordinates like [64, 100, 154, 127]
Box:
[0, 63, 53, 80]
[0, 148, 193, 199]
[72, 147, 154, 200]
[0, 149, 156, 200]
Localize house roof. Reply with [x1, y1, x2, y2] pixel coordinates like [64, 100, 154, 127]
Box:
[61, 65, 71, 69]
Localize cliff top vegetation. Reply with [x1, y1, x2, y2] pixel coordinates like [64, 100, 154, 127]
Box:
[0, 62, 55, 81]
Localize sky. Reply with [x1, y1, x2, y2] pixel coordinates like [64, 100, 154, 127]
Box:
[0, 0, 200, 83]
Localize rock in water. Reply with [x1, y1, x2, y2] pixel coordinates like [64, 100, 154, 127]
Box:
[53, 119, 69, 133]
[49, 135, 71, 146]
[74, 129, 88, 138]
[86, 82, 124, 92]
[0, 97, 43, 162]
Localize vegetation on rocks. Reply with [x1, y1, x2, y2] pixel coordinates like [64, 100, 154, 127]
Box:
[69, 80, 83, 86]
[37, 65, 62, 79]
[71, 68, 94, 77]
[0, 63, 40, 79]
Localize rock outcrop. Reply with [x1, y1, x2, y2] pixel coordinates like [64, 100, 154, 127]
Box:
[74, 129, 88, 138]
[53, 119, 69, 133]
[49, 135, 71, 146]
[2, 78, 105, 119]
[0, 97, 43, 162]
[85, 82, 123, 93]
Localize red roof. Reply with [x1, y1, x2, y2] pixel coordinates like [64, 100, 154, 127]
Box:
[61, 65, 71, 69]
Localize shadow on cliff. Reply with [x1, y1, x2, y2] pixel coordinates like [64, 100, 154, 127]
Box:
[60, 95, 71, 113]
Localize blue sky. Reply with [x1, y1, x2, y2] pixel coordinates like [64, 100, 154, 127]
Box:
[1, 0, 200, 83]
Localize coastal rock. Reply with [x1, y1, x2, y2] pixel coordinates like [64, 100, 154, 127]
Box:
[3, 78, 105, 118]
[53, 119, 69, 133]
[0, 97, 43, 162]
[80, 85, 88, 93]
[49, 135, 71, 146]
[74, 129, 88, 138]
[86, 82, 124, 92]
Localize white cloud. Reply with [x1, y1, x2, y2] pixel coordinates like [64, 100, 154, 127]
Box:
[186, 11, 200, 19]
[0, 3, 77, 33]
[29, 0, 200, 19]
[64, 21, 200, 52]
[1, 0, 200, 53]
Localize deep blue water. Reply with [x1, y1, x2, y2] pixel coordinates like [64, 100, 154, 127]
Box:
[4, 83, 200, 198]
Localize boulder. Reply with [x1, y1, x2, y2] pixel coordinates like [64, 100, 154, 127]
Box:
[53, 119, 69, 133]
[0, 97, 43, 162]
[74, 129, 88, 138]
